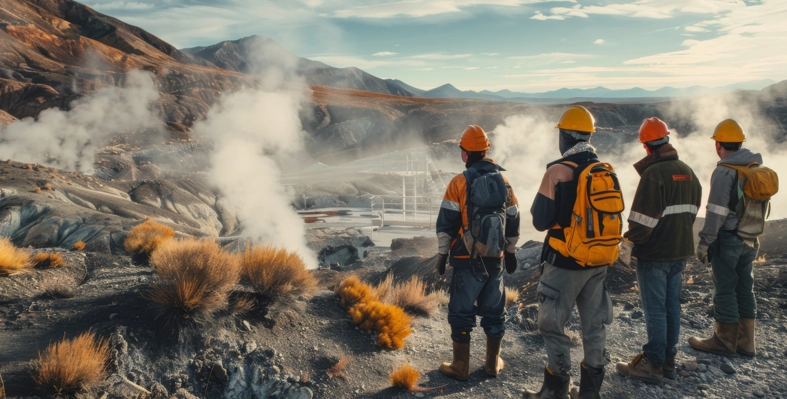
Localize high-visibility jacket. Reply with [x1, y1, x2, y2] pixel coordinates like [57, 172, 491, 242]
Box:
[530, 150, 601, 270]
[624, 144, 703, 261]
[436, 159, 520, 269]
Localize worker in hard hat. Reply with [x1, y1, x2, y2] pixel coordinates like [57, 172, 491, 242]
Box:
[524, 105, 614, 399]
[615, 117, 702, 385]
[435, 125, 520, 380]
[688, 119, 768, 358]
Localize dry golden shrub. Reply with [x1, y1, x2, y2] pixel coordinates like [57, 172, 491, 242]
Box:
[42, 183, 53, 191]
[335, 275, 376, 308]
[0, 238, 32, 276]
[73, 241, 86, 251]
[33, 253, 64, 269]
[374, 275, 441, 316]
[33, 331, 110, 396]
[505, 287, 520, 307]
[145, 238, 240, 322]
[123, 218, 175, 257]
[336, 276, 413, 350]
[326, 358, 349, 380]
[389, 364, 422, 392]
[240, 245, 316, 301]
[348, 301, 412, 350]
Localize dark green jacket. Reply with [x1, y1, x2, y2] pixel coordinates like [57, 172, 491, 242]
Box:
[624, 144, 703, 261]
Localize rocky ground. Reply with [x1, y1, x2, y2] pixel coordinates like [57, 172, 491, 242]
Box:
[1, 230, 786, 399]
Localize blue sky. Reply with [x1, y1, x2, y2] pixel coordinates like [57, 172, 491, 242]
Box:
[90, 0, 786, 92]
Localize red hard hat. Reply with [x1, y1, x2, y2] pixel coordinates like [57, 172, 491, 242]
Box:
[639, 117, 670, 143]
[459, 125, 491, 152]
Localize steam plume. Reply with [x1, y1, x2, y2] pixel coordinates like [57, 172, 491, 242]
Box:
[0, 70, 162, 171]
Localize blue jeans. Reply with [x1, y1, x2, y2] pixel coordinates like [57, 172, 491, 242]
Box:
[447, 266, 506, 343]
[636, 259, 685, 364]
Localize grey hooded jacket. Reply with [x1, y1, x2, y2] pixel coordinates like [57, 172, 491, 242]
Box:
[698, 148, 764, 247]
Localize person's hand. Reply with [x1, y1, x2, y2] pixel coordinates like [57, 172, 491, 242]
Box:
[697, 244, 709, 265]
[436, 254, 448, 275]
[504, 251, 518, 274]
[618, 239, 634, 269]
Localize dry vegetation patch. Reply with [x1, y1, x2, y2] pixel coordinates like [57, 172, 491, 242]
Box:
[123, 218, 175, 258]
[0, 238, 31, 276]
[336, 276, 412, 350]
[326, 358, 349, 380]
[145, 238, 240, 325]
[505, 286, 520, 307]
[33, 252, 64, 269]
[373, 275, 444, 316]
[73, 241, 85, 251]
[33, 331, 110, 396]
[240, 245, 317, 301]
[389, 364, 430, 392]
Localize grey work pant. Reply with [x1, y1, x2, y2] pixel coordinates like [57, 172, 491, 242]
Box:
[711, 230, 758, 323]
[447, 265, 506, 343]
[536, 262, 613, 376]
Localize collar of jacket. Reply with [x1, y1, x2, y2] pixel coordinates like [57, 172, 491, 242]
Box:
[468, 158, 506, 172]
[546, 151, 599, 169]
[633, 143, 679, 176]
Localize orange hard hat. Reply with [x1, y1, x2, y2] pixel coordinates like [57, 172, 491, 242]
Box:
[459, 125, 491, 152]
[639, 117, 670, 143]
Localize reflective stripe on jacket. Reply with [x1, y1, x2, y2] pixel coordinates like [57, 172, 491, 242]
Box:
[624, 144, 702, 261]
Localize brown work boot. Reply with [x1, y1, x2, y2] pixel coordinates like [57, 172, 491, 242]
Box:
[485, 335, 505, 377]
[663, 353, 676, 380]
[523, 367, 570, 399]
[687, 322, 739, 357]
[616, 353, 663, 384]
[736, 318, 756, 357]
[440, 341, 470, 380]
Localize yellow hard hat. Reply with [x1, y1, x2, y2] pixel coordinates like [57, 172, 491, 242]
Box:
[556, 105, 596, 133]
[459, 125, 491, 152]
[711, 119, 745, 142]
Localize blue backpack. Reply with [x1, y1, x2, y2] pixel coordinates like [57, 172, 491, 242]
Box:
[462, 167, 510, 260]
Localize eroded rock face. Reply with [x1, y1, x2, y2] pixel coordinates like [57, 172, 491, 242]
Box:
[0, 162, 239, 250]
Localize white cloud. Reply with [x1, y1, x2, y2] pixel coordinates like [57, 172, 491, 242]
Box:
[373, 51, 398, 56]
[89, 1, 155, 10]
[411, 53, 473, 60]
[533, 0, 748, 21]
[332, 0, 576, 19]
[465, 66, 481, 70]
[593, 39, 604, 44]
[508, 52, 594, 66]
[685, 25, 709, 32]
[531, 11, 564, 20]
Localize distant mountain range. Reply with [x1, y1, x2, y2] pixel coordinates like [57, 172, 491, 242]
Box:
[182, 36, 414, 97]
[385, 79, 777, 103]
[181, 35, 776, 103]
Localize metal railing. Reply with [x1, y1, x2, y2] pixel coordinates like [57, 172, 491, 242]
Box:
[371, 195, 442, 228]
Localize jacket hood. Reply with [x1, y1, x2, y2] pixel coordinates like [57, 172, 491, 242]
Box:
[633, 143, 679, 176]
[717, 148, 763, 166]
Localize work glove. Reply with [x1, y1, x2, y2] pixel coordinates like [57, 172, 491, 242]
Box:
[697, 243, 709, 265]
[504, 251, 518, 274]
[618, 239, 634, 269]
[436, 253, 448, 275]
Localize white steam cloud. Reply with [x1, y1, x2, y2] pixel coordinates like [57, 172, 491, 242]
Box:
[491, 93, 786, 242]
[196, 40, 318, 269]
[0, 70, 162, 171]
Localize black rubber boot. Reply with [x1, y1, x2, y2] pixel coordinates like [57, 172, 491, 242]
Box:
[569, 362, 605, 399]
[523, 367, 570, 399]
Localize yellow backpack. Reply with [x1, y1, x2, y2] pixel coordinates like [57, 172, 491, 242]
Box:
[722, 162, 779, 239]
[549, 162, 625, 267]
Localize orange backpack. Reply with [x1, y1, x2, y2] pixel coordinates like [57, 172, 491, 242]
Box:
[722, 162, 779, 240]
[548, 162, 625, 267]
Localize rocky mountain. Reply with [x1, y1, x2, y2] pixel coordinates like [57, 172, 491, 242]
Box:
[182, 36, 414, 97]
[0, 0, 254, 134]
[386, 79, 777, 102]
